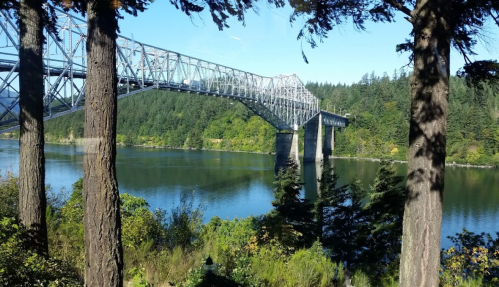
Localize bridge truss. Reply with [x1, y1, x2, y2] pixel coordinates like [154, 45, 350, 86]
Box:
[0, 8, 346, 134]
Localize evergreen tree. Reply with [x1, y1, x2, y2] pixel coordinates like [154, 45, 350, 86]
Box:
[315, 158, 346, 241]
[17, 0, 48, 256]
[360, 160, 406, 282]
[320, 170, 366, 267]
[267, 159, 315, 247]
[289, 0, 499, 284]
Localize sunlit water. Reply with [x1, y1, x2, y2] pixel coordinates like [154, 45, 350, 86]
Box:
[1, 139, 498, 249]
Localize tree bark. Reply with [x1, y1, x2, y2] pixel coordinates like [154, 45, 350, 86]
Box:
[18, 0, 47, 255]
[399, 0, 451, 286]
[84, 2, 123, 286]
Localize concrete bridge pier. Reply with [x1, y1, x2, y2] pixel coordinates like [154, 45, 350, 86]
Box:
[323, 126, 334, 158]
[275, 132, 299, 172]
[304, 113, 323, 162]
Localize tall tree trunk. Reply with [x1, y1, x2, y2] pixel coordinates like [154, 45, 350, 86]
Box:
[18, 0, 47, 255]
[399, 0, 451, 286]
[84, 2, 123, 286]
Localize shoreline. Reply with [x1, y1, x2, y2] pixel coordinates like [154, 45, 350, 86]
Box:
[330, 155, 498, 169]
[1, 137, 497, 168]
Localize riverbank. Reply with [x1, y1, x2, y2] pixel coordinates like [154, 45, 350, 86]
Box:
[330, 155, 498, 169]
[2, 136, 497, 168]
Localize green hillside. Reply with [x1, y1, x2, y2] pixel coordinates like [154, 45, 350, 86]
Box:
[31, 71, 499, 165]
[309, 71, 499, 165]
[43, 90, 278, 153]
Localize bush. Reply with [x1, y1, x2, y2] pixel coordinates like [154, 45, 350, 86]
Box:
[251, 240, 343, 287]
[0, 170, 18, 218]
[0, 217, 82, 286]
[440, 229, 499, 287]
[121, 193, 166, 248]
[164, 193, 205, 250]
[198, 216, 258, 277]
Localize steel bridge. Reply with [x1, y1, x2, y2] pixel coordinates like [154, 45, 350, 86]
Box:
[0, 8, 347, 135]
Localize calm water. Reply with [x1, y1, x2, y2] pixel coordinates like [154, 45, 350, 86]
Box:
[1, 139, 498, 249]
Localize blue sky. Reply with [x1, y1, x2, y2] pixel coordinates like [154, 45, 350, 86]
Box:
[119, 1, 499, 85]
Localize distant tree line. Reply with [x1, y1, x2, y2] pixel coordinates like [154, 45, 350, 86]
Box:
[39, 72, 499, 165]
[42, 89, 278, 153]
[308, 71, 499, 165]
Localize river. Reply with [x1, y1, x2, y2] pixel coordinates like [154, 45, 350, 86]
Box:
[1, 139, 498, 249]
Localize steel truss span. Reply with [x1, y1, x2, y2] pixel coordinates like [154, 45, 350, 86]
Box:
[0, 8, 346, 133]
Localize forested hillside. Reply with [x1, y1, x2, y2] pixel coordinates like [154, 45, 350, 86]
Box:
[42, 90, 278, 153]
[308, 70, 499, 165]
[23, 70, 498, 165]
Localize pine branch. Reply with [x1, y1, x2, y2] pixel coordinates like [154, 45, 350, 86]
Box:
[488, 9, 499, 27]
[382, 0, 414, 21]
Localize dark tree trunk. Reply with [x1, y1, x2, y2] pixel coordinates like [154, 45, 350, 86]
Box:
[18, 0, 47, 255]
[84, 3, 123, 286]
[399, 0, 451, 286]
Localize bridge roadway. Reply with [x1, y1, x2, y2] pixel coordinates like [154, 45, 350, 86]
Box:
[0, 8, 348, 165]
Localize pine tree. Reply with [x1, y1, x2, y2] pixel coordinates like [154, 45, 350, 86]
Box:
[319, 162, 366, 267]
[289, 0, 499, 284]
[360, 160, 406, 282]
[268, 159, 315, 247]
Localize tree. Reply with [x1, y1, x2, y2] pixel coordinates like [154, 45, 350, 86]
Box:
[18, 0, 47, 256]
[321, 176, 366, 268]
[289, 0, 499, 285]
[57, 0, 284, 284]
[317, 159, 368, 267]
[269, 159, 315, 247]
[55, 0, 150, 285]
[315, 158, 347, 242]
[1, 0, 60, 258]
[360, 160, 405, 283]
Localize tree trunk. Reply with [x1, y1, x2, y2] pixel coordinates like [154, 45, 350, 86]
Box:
[399, 0, 451, 286]
[18, 0, 47, 255]
[84, 3, 123, 286]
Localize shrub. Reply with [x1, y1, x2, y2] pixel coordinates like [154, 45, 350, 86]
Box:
[251, 240, 343, 287]
[440, 229, 499, 287]
[164, 193, 205, 250]
[0, 170, 18, 218]
[198, 216, 257, 275]
[121, 193, 166, 248]
[0, 217, 82, 286]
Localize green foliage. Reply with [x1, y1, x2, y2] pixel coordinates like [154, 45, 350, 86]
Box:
[44, 90, 278, 153]
[351, 269, 371, 287]
[0, 217, 82, 286]
[308, 75, 499, 165]
[359, 160, 405, 282]
[121, 193, 166, 248]
[0, 170, 18, 219]
[250, 240, 343, 287]
[3, 171, 348, 286]
[127, 267, 151, 287]
[440, 229, 499, 286]
[48, 178, 85, 275]
[199, 216, 258, 276]
[265, 159, 315, 247]
[315, 159, 348, 242]
[320, 174, 366, 267]
[164, 193, 205, 250]
[316, 160, 407, 283]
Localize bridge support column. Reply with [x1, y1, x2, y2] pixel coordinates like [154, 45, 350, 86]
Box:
[304, 114, 323, 162]
[275, 132, 299, 171]
[323, 126, 334, 158]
